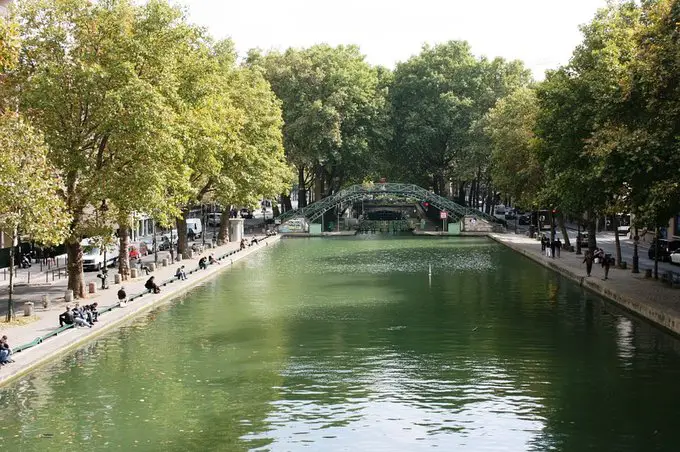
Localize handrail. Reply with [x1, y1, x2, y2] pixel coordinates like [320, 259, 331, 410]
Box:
[277, 183, 501, 225]
[8, 238, 270, 357]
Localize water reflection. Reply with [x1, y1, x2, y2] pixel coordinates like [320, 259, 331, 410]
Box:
[2, 238, 680, 451]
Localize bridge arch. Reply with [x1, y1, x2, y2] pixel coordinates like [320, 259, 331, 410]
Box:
[276, 183, 503, 228]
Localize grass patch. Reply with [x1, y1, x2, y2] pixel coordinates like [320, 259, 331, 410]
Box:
[0, 315, 39, 326]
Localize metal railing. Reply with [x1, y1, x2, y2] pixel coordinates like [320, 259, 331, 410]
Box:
[277, 183, 502, 225]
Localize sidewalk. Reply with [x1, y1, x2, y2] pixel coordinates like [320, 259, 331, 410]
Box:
[490, 233, 680, 336]
[0, 234, 279, 386]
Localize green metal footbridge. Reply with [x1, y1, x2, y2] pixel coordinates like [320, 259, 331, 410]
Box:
[276, 183, 503, 229]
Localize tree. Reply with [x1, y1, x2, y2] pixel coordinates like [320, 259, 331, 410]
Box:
[251, 45, 387, 207]
[388, 41, 531, 204]
[213, 64, 292, 244]
[10, 0, 197, 295]
[0, 114, 70, 320]
[485, 87, 542, 208]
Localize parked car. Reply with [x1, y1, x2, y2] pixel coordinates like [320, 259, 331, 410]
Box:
[207, 213, 222, 227]
[648, 239, 680, 262]
[157, 232, 178, 251]
[518, 214, 531, 225]
[240, 208, 253, 219]
[186, 218, 203, 239]
[505, 211, 517, 221]
[128, 246, 141, 260]
[81, 238, 118, 271]
[670, 250, 680, 265]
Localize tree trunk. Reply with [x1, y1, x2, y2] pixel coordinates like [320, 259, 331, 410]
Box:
[117, 213, 131, 280]
[66, 238, 85, 299]
[587, 219, 597, 252]
[6, 228, 16, 321]
[613, 215, 622, 267]
[314, 164, 324, 202]
[297, 166, 307, 208]
[177, 211, 189, 258]
[281, 193, 292, 212]
[218, 219, 229, 245]
[558, 213, 571, 248]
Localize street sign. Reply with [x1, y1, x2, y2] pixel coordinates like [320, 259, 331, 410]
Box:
[440, 211, 447, 219]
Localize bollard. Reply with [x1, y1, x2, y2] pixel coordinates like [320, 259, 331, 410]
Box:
[162, 258, 168, 267]
[46, 273, 49, 283]
[28, 271, 31, 284]
[148, 263, 156, 272]
[114, 273, 121, 284]
[23, 301, 34, 317]
[41, 295, 49, 309]
[88, 282, 97, 294]
[176, 254, 182, 263]
[130, 268, 139, 279]
[187, 250, 194, 259]
[64, 290, 73, 303]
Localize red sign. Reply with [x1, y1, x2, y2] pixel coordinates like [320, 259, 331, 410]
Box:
[440, 211, 447, 219]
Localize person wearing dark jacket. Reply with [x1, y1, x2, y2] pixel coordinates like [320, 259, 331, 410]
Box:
[145, 276, 160, 294]
[59, 305, 74, 327]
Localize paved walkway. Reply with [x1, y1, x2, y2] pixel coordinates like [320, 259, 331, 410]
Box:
[0, 234, 279, 386]
[491, 233, 680, 336]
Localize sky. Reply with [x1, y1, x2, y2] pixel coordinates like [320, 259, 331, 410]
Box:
[180, 0, 608, 80]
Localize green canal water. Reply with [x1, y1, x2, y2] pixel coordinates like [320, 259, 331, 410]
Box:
[2, 237, 680, 451]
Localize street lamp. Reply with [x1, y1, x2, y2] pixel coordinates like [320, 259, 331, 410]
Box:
[632, 227, 639, 273]
[202, 204, 206, 247]
[153, 219, 158, 265]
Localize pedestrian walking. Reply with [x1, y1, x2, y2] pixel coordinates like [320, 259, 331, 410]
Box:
[555, 238, 562, 258]
[583, 250, 594, 277]
[541, 236, 546, 253]
[602, 254, 611, 280]
[550, 239, 556, 259]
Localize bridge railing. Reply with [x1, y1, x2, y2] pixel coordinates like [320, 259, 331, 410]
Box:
[276, 183, 502, 226]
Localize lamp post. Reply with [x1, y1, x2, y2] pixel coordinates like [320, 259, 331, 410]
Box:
[632, 227, 639, 273]
[169, 228, 175, 264]
[153, 220, 158, 265]
[202, 204, 206, 247]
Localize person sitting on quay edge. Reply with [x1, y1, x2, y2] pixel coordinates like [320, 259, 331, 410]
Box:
[208, 254, 220, 265]
[59, 305, 74, 327]
[0, 342, 13, 365]
[71, 304, 92, 328]
[176, 265, 187, 280]
[89, 303, 99, 322]
[118, 286, 128, 307]
[250, 237, 259, 246]
[198, 257, 208, 270]
[145, 276, 161, 294]
[240, 238, 246, 250]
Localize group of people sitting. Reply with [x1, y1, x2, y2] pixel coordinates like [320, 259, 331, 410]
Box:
[51, 244, 249, 334]
[198, 254, 220, 270]
[58, 303, 98, 328]
[240, 237, 260, 250]
[0, 335, 14, 365]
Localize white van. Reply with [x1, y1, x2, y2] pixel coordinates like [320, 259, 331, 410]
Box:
[186, 218, 203, 239]
[81, 238, 119, 271]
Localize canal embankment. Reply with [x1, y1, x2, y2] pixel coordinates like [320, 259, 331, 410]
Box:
[0, 235, 280, 387]
[490, 233, 680, 336]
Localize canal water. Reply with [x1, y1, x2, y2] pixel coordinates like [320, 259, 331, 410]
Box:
[1, 237, 680, 451]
